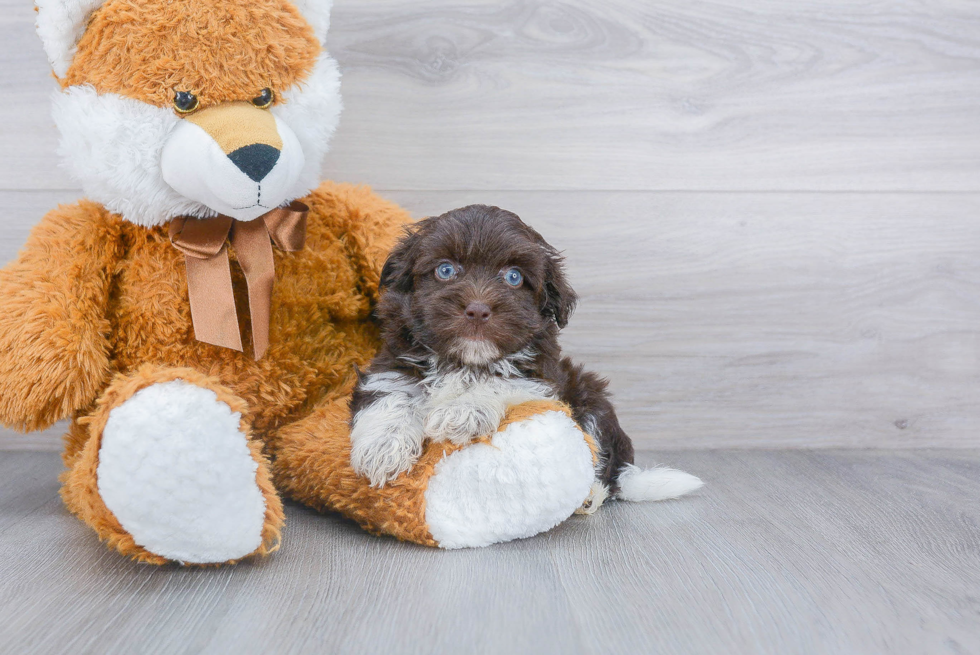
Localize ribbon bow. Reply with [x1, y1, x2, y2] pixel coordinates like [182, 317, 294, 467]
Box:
[169, 201, 309, 360]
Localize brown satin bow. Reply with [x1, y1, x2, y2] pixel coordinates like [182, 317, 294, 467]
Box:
[169, 201, 308, 360]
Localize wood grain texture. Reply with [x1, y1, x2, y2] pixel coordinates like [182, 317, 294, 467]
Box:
[3, 189, 979, 450]
[0, 449, 977, 654]
[1, 0, 978, 450]
[0, 0, 67, 190]
[2, 0, 979, 191]
[386, 190, 980, 449]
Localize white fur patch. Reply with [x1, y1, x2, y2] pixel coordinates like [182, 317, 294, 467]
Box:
[579, 414, 600, 443]
[51, 86, 209, 227]
[453, 339, 500, 366]
[575, 480, 609, 515]
[274, 54, 342, 206]
[96, 380, 267, 564]
[51, 55, 341, 227]
[616, 464, 704, 502]
[161, 115, 306, 222]
[289, 0, 333, 45]
[358, 371, 420, 395]
[425, 410, 595, 549]
[349, 382, 426, 488]
[421, 366, 554, 445]
[35, 0, 108, 78]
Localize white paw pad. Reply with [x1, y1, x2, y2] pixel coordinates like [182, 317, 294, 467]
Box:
[97, 380, 267, 564]
[424, 410, 595, 549]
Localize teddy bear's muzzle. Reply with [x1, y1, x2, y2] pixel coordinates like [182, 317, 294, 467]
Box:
[161, 101, 307, 222]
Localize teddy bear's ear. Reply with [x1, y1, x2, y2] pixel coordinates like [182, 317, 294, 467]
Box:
[289, 0, 333, 45]
[35, 0, 109, 78]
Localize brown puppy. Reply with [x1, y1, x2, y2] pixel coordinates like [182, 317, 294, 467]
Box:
[349, 205, 692, 503]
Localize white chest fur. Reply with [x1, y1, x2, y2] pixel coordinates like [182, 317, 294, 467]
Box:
[420, 368, 554, 444]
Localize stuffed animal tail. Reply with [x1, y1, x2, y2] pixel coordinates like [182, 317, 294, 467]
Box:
[616, 464, 704, 502]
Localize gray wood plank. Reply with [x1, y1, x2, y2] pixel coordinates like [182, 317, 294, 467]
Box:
[0, 423, 64, 452]
[3, 189, 979, 450]
[2, 1, 979, 191]
[0, 2, 69, 190]
[565, 449, 980, 654]
[385, 190, 980, 449]
[0, 450, 978, 654]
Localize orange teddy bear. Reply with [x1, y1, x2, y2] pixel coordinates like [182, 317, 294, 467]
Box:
[0, 0, 612, 564]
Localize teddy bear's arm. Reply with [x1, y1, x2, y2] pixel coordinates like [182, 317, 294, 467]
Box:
[305, 182, 414, 304]
[0, 201, 123, 432]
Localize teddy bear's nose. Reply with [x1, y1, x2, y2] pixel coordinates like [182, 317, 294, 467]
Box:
[227, 143, 281, 182]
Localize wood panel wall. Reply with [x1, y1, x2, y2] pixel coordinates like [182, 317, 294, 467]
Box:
[2, 0, 978, 449]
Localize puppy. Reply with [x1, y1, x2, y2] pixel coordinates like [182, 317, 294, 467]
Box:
[349, 205, 702, 506]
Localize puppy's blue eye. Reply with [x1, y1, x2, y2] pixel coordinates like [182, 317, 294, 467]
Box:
[435, 262, 457, 280]
[503, 267, 523, 287]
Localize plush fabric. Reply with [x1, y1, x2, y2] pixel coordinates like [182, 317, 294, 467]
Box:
[424, 405, 597, 549]
[98, 379, 270, 564]
[51, 13, 340, 226]
[161, 106, 308, 221]
[0, 200, 120, 433]
[63, 0, 321, 109]
[274, 400, 598, 548]
[3, 181, 416, 562]
[20, 181, 407, 440]
[61, 365, 285, 565]
[6, 0, 606, 564]
[35, 0, 107, 77]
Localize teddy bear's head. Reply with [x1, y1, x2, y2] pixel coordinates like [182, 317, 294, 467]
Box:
[36, 0, 341, 226]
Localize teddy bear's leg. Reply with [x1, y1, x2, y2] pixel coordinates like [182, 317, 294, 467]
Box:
[272, 397, 596, 549]
[421, 401, 598, 548]
[60, 366, 284, 565]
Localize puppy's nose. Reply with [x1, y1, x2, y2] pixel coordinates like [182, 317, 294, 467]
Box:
[464, 302, 492, 323]
[228, 143, 281, 182]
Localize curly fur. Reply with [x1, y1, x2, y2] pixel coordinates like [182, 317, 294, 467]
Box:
[350, 205, 703, 498]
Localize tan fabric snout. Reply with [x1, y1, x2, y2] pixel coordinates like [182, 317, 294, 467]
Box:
[186, 102, 283, 154]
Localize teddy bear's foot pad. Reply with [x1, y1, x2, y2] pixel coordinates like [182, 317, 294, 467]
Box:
[96, 380, 268, 564]
[424, 409, 595, 549]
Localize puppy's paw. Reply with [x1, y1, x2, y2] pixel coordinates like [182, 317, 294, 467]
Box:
[350, 432, 422, 487]
[349, 402, 424, 487]
[424, 402, 504, 446]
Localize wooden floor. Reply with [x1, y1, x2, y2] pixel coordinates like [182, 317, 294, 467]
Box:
[1, 449, 978, 655]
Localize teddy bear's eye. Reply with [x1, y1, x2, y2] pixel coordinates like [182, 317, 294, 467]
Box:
[252, 88, 275, 109]
[173, 91, 200, 114]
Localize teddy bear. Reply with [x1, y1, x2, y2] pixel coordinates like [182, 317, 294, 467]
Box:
[0, 0, 610, 564]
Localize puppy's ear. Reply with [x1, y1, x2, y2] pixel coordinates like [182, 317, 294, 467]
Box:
[541, 246, 578, 328]
[380, 225, 422, 293]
